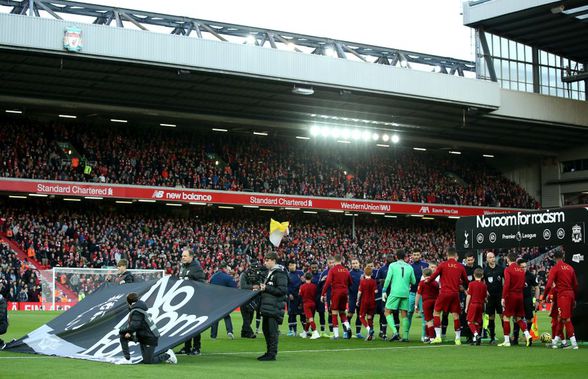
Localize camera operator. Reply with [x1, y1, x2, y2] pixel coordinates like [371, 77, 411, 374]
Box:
[256, 252, 288, 361]
[239, 259, 266, 338]
[118, 292, 176, 365]
[177, 248, 205, 355]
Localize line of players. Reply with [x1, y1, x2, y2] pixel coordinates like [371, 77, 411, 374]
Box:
[285, 248, 579, 349]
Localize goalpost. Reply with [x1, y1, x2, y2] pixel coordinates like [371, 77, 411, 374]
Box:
[40, 267, 166, 310]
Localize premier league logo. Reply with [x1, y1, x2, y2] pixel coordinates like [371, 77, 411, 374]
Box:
[516, 231, 522, 242]
[571, 224, 582, 243]
[489, 232, 497, 243]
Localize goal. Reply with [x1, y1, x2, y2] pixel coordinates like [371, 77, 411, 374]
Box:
[39, 267, 166, 309]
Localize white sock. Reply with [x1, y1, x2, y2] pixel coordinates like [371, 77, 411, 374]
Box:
[366, 326, 371, 334]
[343, 321, 351, 330]
[504, 336, 510, 344]
[455, 330, 461, 339]
[435, 328, 441, 338]
[524, 330, 531, 339]
[570, 336, 577, 346]
[552, 336, 561, 345]
[333, 328, 339, 338]
[473, 332, 478, 337]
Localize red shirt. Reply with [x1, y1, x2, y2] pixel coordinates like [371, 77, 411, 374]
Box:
[544, 260, 578, 297]
[358, 277, 377, 306]
[417, 279, 439, 302]
[299, 282, 317, 305]
[503, 262, 525, 298]
[428, 258, 468, 295]
[321, 264, 352, 296]
[467, 280, 487, 304]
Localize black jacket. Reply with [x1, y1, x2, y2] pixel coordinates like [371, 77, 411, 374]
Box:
[0, 295, 8, 335]
[120, 300, 159, 345]
[259, 265, 288, 321]
[118, 271, 134, 284]
[179, 260, 205, 283]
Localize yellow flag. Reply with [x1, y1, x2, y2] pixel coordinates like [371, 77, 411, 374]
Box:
[269, 219, 289, 247]
[530, 314, 539, 340]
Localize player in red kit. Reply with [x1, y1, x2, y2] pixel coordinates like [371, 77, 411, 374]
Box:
[428, 247, 468, 345]
[299, 272, 321, 340]
[500, 252, 531, 347]
[357, 266, 377, 341]
[544, 250, 579, 349]
[465, 268, 487, 345]
[415, 267, 439, 343]
[547, 287, 566, 347]
[321, 255, 352, 339]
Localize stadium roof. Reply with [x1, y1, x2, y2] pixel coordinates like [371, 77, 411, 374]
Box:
[464, 0, 588, 63]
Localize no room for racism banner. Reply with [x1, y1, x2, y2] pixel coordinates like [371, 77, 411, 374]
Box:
[5, 277, 257, 364]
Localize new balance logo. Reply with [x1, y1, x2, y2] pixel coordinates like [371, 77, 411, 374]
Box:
[152, 190, 164, 199]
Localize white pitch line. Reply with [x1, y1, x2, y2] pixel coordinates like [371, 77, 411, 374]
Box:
[205, 344, 455, 356]
[0, 344, 455, 360]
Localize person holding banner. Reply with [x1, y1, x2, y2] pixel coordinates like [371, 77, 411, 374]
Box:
[0, 293, 8, 349]
[118, 292, 177, 364]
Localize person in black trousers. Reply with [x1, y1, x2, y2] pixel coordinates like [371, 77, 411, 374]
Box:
[209, 263, 237, 339]
[257, 252, 288, 361]
[177, 248, 205, 355]
[118, 292, 176, 364]
[0, 294, 8, 349]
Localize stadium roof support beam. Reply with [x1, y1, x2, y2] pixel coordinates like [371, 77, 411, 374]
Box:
[0, 0, 475, 77]
[477, 28, 497, 82]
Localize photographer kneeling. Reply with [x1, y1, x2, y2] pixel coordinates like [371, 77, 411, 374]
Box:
[257, 252, 288, 361]
[118, 292, 177, 365]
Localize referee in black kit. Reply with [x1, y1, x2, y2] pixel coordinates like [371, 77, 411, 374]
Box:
[484, 252, 504, 344]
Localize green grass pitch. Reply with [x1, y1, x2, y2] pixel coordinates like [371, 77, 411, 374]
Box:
[0, 311, 586, 378]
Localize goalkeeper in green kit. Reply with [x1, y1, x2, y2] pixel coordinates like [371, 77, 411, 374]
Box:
[382, 249, 416, 342]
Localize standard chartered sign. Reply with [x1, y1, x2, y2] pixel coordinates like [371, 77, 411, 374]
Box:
[476, 211, 565, 228]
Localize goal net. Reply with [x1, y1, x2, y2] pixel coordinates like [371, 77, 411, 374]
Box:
[39, 267, 166, 309]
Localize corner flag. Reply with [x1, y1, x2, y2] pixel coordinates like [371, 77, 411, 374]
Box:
[269, 219, 289, 247]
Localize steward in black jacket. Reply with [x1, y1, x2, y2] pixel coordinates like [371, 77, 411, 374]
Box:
[118, 293, 176, 364]
[257, 252, 288, 361]
[177, 249, 205, 355]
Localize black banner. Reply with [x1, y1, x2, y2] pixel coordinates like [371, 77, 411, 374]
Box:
[5, 277, 257, 363]
[456, 207, 587, 251]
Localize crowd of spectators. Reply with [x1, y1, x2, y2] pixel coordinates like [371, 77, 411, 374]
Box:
[0, 119, 539, 209]
[0, 241, 41, 303]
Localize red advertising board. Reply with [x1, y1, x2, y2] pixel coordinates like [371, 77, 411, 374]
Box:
[7, 302, 74, 311]
[0, 178, 520, 217]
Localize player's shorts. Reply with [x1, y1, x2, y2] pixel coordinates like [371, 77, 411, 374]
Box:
[485, 295, 502, 315]
[503, 293, 525, 318]
[360, 302, 376, 317]
[523, 297, 534, 320]
[303, 303, 316, 320]
[467, 303, 483, 324]
[287, 295, 302, 315]
[557, 292, 575, 319]
[422, 299, 436, 321]
[408, 292, 422, 314]
[386, 296, 409, 311]
[348, 295, 358, 313]
[331, 291, 348, 311]
[434, 292, 461, 314]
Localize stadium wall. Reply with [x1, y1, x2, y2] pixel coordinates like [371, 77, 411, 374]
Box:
[492, 157, 542, 202]
[541, 144, 588, 207]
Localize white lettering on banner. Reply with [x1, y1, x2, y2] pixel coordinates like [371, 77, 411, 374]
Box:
[339, 202, 391, 212]
[79, 277, 208, 359]
[476, 211, 565, 228]
[181, 192, 212, 202]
